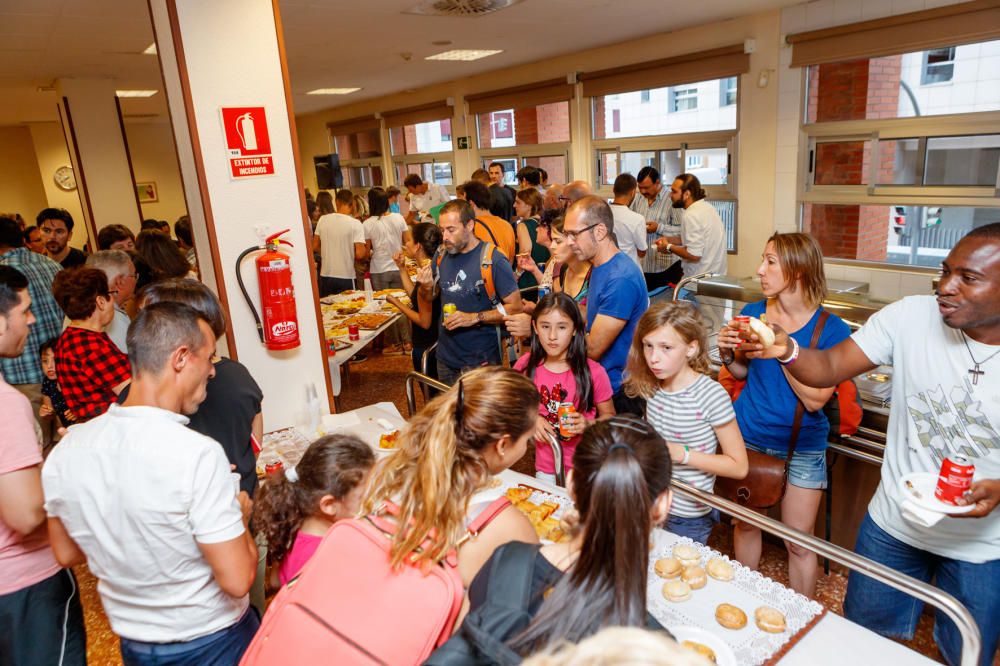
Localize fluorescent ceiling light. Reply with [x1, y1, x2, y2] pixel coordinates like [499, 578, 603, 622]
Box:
[143, 43, 157, 55]
[115, 90, 158, 98]
[425, 49, 502, 61]
[306, 87, 362, 95]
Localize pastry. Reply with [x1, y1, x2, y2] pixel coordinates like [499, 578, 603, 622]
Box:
[681, 565, 707, 590]
[505, 487, 533, 503]
[672, 544, 701, 567]
[715, 603, 748, 629]
[662, 580, 692, 602]
[682, 641, 717, 663]
[748, 317, 775, 347]
[754, 606, 787, 633]
[706, 557, 735, 582]
[653, 557, 682, 579]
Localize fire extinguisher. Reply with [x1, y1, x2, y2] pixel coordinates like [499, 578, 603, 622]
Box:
[236, 229, 300, 351]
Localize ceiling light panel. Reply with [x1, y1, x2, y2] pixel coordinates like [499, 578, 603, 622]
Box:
[306, 88, 361, 95]
[115, 90, 158, 97]
[143, 43, 157, 55]
[425, 49, 502, 61]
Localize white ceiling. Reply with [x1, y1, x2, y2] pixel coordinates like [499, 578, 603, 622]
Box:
[0, 0, 798, 127]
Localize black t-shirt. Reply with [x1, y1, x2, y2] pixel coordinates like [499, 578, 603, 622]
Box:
[410, 284, 440, 349]
[119, 357, 263, 496]
[60, 247, 87, 269]
[468, 542, 666, 634]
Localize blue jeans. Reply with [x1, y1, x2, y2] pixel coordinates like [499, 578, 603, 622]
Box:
[667, 510, 719, 545]
[120, 607, 259, 666]
[745, 442, 828, 490]
[844, 513, 1000, 666]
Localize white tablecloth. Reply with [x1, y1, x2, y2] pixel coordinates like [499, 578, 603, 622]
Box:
[308, 403, 938, 666]
[325, 313, 402, 396]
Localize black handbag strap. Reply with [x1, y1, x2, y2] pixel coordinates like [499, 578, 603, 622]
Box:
[785, 309, 829, 466]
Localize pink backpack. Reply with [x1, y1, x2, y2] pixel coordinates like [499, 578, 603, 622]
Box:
[241, 497, 511, 666]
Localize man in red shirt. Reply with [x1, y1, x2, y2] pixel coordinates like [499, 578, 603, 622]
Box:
[0, 266, 86, 664]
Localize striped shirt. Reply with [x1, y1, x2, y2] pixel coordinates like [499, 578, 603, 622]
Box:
[0, 248, 65, 385]
[630, 188, 680, 273]
[646, 374, 735, 517]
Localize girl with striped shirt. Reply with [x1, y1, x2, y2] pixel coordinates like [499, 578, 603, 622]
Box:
[624, 301, 748, 544]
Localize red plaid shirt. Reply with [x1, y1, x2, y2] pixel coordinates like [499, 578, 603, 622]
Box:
[55, 327, 132, 421]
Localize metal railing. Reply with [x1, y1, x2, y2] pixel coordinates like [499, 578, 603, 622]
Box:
[670, 479, 982, 666]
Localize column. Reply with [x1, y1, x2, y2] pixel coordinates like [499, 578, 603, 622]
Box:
[148, 0, 334, 429]
[56, 78, 143, 242]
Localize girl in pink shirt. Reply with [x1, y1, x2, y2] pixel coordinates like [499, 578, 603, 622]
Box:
[514, 292, 615, 484]
[252, 435, 374, 587]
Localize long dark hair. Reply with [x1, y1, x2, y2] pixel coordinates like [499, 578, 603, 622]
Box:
[508, 418, 672, 654]
[523, 291, 593, 413]
[367, 187, 390, 217]
[252, 434, 375, 565]
[411, 222, 442, 259]
[136, 229, 190, 281]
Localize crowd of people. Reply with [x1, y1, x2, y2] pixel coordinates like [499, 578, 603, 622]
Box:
[1, 173, 998, 666]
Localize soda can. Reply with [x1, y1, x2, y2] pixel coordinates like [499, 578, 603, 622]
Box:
[443, 303, 457, 318]
[557, 402, 576, 439]
[264, 459, 284, 476]
[733, 315, 752, 344]
[935, 455, 975, 505]
[348, 324, 360, 341]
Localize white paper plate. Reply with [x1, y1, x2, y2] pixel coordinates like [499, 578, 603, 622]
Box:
[899, 472, 974, 515]
[670, 626, 737, 666]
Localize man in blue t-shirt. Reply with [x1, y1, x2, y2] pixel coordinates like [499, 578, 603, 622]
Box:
[420, 200, 522, 386]
[563, 196, 648, 411]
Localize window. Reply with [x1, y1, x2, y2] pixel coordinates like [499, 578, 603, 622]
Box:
[395, 161, 453, 186]
[333, 128, 381, 161]
[670, 86, 698, 112]
[720, 77, 737, 106]
[593, 76, 736, 140]
[389, 120, 453, 156]
[800, 38, 1000, 267]
[477, 101, 570, 150]
[921, 47, 956, 85]
[330, 126, 383, 193]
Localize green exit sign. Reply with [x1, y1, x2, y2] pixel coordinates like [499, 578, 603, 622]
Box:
[456, 136, 470, 150]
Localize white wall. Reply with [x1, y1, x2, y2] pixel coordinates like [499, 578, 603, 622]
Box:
[124, 121, 189, 225]
[0, 125, 49, 223]
[27, 122, 88, 249]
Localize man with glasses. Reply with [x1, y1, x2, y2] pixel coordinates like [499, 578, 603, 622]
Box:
[631, 166, 681, 292]
[0, 217, 64, 421]
[563, 196, 648, 413]
[86, 250, 138, 354]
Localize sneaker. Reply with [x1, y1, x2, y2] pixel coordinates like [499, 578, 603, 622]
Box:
[348, 353, 368, 364]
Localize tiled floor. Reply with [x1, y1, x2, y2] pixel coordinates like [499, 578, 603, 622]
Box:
[76, 350, 993, 665]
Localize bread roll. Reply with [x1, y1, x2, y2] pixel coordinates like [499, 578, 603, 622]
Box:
[754, 606, 787, 633]
[706, 557, 735, 582]
[654, 557, 682, 579]
[681, 565, 707, 590]
[672, 544, 701, 568]
[715, 603, 748, 629]
[748, 317, 775, 348]
[682, 641, 717, 663]
[662, 580, 692, 602]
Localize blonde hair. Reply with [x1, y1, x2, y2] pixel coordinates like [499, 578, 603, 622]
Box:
[359, 367, 538, 569]
[522, 627, 713, 666]
[766, 232, 827, 308]
[623, 301, 710, 399]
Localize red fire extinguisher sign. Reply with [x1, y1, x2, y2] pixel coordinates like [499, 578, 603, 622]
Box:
[221, 106, 275, 179]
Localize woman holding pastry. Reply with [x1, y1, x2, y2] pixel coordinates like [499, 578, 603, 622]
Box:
[387, 222, 442, 377]
[717, 232, 851, 597]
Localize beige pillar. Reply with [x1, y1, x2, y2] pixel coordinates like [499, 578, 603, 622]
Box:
[148, 0, 334, 429]
[56, 78, 143, 243]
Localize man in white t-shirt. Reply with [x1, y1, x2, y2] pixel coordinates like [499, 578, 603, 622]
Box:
[313, 189, 366, 296]
[749, 224, 1000, 666]
[656, 173, 728, 283]
[43, 302, 260, 664]
[403, 174, 449, 224]
[608, 173, 648, 267]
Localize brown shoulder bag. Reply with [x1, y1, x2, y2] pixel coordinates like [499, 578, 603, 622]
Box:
[713, 311, 829, 509]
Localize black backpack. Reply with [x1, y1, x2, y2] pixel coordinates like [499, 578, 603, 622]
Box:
[423, 541, 540, 666]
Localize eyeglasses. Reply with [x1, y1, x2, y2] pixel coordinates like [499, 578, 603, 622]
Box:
[562, 223, 599, 241]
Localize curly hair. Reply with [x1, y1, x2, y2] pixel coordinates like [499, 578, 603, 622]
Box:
[623, 300, 711, 400]
[359, 367, 538, 569]
[252, 434, 375, 565]
[52, 267, 110, 320]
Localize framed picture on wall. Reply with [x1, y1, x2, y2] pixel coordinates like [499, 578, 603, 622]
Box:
[136, 182, 158, 203]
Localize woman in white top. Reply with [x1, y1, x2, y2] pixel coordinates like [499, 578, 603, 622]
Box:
[363, 187, 411, 352]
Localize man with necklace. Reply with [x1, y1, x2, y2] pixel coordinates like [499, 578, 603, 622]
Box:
[746, 223, 1000, 666]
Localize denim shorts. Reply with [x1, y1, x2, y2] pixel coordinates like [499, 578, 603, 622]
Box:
[666, 510, 720, 545]
[745, 443, 828, 490]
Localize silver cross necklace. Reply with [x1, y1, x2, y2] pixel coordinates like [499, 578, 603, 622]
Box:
[960, 331, 1000, 385]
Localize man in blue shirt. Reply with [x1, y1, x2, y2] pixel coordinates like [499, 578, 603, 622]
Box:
[0, 218, 64, 418]
[421, 200, 522, 386]
[563, 196, 648, 412]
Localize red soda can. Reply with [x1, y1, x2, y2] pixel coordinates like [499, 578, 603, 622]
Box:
[348, 324, 360, 341]
[935, 455, 975, 505]
[557, 402, 576, 439]
[264, 460, 284, 475]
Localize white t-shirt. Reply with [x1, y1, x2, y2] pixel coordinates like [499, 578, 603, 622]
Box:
[852, 295, 1000, 562]
[315, 212, 364, 279]
[610, 203, 648, 267]
[363, 213, 408, 274]
[42, 404, 248, 642]
[680, 199, 727, 279]
[409, 184, 449, 219]
[646, 374, 736, 518]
